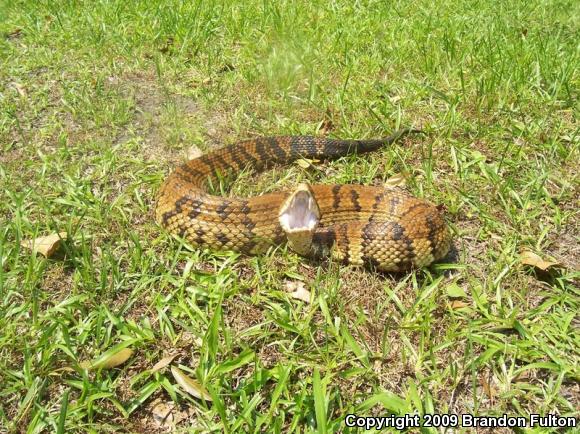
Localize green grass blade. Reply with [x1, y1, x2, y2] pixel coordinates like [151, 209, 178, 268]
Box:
[312, 368, 327, 434]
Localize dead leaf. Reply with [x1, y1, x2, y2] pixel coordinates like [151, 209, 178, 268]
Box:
[151, 399, 174, 428]
[296, 158, 313, 169]
[284, 281, 311, 303]
[171, 366, 212, 401]
[513, 369, 533, 382]
[450, 300, 469, 309]
[319, 113, 334, 134]
[151, 354, 177, 373]
[385, 173, 407, 188]
[80, 347, 133, 370]
[520, 250, 562, 271]
[21, 232, 67, 258]
[479, 374, 497, 400]
[10, 82, 27, 97]
[180, 331, 203, 347]
[6, 28, 22, 39]
[186, 145, 203, 160]
[150, 397, 189, 428]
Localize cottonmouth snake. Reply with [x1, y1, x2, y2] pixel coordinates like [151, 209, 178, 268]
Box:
[155, 129, 451, 271]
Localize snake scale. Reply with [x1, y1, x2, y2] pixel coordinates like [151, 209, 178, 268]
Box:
[155, 129, 452, 271]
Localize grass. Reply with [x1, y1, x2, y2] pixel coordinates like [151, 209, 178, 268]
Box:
[0, 0, 578, 432]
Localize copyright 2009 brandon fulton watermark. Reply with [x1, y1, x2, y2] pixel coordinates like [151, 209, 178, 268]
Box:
[344, 413, 577, 430]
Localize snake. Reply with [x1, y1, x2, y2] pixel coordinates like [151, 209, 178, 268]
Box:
[155, 129, 452, 272]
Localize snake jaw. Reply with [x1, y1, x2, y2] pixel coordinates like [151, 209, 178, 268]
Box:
[279, 183, 321, 257]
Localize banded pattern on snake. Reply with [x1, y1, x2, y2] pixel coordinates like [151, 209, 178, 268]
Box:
[155, 129, 451, 271]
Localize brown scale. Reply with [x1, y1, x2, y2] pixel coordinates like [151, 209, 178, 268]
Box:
[155, 130, 452, 271]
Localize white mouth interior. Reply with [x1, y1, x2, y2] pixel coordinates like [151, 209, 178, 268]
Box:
[279, 190, 319, 231]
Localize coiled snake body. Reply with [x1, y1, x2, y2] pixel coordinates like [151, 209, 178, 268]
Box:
[155, 129, 451, 271]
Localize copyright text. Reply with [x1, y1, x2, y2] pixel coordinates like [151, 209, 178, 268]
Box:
[344, 413, 577, 430]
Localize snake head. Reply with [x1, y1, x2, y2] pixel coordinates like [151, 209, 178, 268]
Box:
[279, 183, 320, 232]
[279, 183, 321, 256]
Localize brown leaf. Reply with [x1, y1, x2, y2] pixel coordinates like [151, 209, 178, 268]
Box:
[6, 28, 22, 39]
[520, 250, 562, 271]
[10, 82, 27, 97]
[171, 366, 212, 401]
[450, 300, 469, 309]
[385, 173, 407, 188]
[186, 145, 203, 160]
[80, 347, 133, 370]
[21, 232, 67, 258]
[319, 116, 334, 135]
[151, 354, 177, 373]
[513, 369, 533, 382]
[479, 374, 497, 400]
[284, 281, 311, 303]
[151, 399, 175, 428]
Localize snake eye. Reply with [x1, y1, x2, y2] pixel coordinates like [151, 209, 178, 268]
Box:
[279, 184, 320, 232]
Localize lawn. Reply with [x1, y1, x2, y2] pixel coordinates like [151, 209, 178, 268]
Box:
[0, 0, 578, 432]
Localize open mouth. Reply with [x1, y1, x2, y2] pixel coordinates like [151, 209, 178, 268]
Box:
[279, 185, 320, 232]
